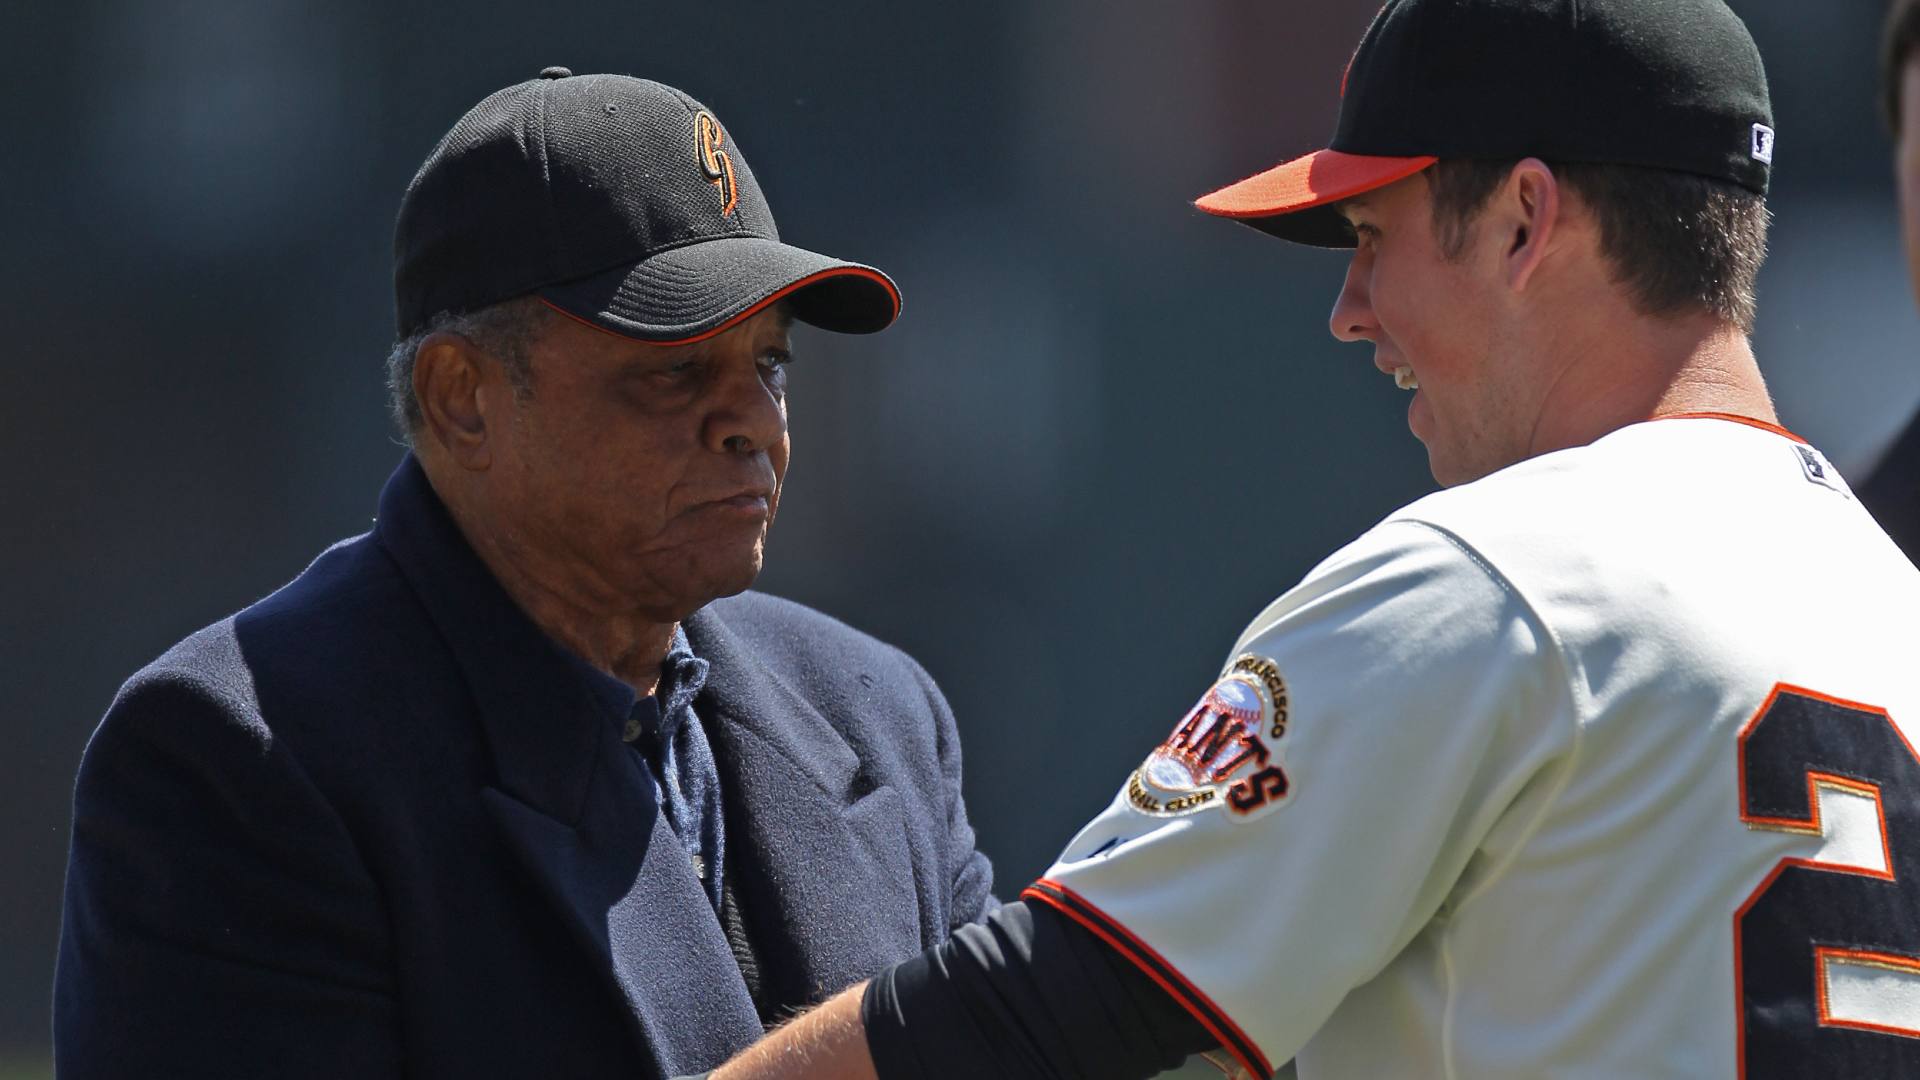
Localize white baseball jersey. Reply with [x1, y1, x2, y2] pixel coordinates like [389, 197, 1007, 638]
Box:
[1028, 414, 1920, 1079]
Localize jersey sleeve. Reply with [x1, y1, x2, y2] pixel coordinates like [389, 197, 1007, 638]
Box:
[1028, 519, 1579, 1076]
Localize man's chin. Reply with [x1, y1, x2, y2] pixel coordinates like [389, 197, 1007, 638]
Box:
[705, 564, 763, 603]
[663, 552, 765, 617]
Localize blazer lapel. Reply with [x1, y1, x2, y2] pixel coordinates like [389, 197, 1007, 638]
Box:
[482, 737, 765, 1072]
[374, 457, 763, 1071]
[686, 606, 923, 1009]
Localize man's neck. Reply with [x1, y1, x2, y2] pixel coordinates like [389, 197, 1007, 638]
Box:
[494, 573, 677, 698]
[1526, 311, 1776, 460]
[425, 463, 675, 697]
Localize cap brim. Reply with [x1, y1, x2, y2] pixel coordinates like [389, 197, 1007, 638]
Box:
[1194, 149, 1438, 248]
[538, 236, 902, 344]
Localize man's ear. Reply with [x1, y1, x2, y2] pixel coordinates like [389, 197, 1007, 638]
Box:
[1494, 157, 1563, 293]
[412, 332, 496, 470]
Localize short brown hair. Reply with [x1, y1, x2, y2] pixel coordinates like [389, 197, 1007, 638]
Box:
[1885, 0, 1920, 133]
[1424, 159, 1770, 334]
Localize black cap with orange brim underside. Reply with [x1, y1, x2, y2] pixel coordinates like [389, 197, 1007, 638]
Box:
[396, 69, 902, 341]
[1195, 150, 1436, 248]
[1193, 0, 1773, 250]
[537, 236, 900, 346]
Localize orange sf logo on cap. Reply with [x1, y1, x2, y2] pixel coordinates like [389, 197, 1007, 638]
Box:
[695, 112, 738, 217]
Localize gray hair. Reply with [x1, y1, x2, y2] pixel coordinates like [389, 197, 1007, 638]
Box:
[385, 296, 554, 441]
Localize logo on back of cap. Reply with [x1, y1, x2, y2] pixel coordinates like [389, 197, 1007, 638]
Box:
[695, 112, 739, 217]
[1751, 123, 1775, 165]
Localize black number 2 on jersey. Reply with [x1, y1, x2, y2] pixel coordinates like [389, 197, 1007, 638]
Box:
[1737, 684, 1920, 1076]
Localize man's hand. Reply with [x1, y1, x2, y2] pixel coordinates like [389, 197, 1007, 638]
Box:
[710, 983, 877, 1080]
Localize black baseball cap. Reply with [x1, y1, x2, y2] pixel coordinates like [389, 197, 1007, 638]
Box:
[1196, 0, 1774, 246]
[394, 68, 900, 340]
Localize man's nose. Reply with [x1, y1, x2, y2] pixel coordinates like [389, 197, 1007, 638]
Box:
[1328, 250, 1376, 344]
[704, 363, 786, 454]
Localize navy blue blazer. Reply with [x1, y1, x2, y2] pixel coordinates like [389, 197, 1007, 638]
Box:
[55, 457, 995, 1079]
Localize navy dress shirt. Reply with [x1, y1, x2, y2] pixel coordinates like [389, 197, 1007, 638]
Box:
[572, 629, 726, 911]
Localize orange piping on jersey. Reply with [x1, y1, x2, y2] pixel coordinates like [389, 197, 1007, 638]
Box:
[1731, 683, 1916, 1078]
[1813, 947, 1920, 1040]
[1023, 878, 1273, 1080]
[1653, 411, 1808, 444]
[1739, 772, 1894, 878]
[1737, 683, 1914, 866]
[536, 265, 901, 347]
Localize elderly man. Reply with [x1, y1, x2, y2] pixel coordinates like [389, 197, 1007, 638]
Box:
[702, 1, 1920, 1078]
[54, 69, 993, 1079]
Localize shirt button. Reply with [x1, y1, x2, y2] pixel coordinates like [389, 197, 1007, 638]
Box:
[690, 854, 707, 879]
[622, 716, 643, 743]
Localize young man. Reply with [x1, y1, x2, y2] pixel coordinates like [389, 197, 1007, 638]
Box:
[702, 1, 1920, 1077]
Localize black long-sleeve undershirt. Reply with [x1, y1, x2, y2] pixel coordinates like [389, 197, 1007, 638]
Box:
[860, 899, 1217, 1080]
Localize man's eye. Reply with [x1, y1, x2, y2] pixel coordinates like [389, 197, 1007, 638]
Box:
[760, 352, 791, 393]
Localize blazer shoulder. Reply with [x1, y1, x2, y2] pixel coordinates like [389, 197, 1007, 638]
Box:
[140, 605, 257, 690]
[106, 530, 441, 752]
[240, 530, 414, 633]
[699, 591, 950, 727]
[705, 591, 916, 669]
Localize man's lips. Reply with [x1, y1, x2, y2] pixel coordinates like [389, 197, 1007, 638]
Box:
[692, 490, 773, 514]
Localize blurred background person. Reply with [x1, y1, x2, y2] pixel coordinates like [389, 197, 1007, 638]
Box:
[1863, 0, 1920, 559]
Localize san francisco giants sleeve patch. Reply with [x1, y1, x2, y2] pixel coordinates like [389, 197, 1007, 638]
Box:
[1126, 654, 1293, 822]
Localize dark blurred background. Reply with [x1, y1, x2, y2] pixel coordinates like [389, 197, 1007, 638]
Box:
[2, 1, 1911, 1070]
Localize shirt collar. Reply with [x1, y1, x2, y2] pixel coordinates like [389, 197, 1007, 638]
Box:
[561, 626, 711, 743]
